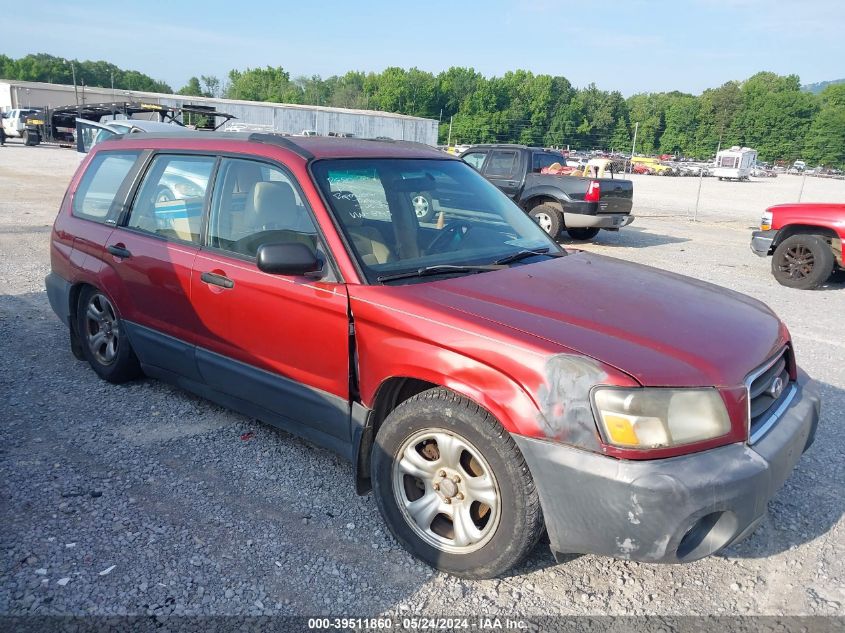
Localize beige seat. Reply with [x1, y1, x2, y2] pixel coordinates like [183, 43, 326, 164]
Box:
[234, 181, 315, 256]
[331, 191, 392, 265]
[244, 181, 300, 231]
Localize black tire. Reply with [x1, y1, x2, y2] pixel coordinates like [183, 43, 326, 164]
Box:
[771, 234, 835, 290]
[410, 192, 435, 222]
[23, 130, 35, 146]
[528, 204, 562, 238]
[371, 388, 544, 579]
[76, 286, 142, 383]
[566, 227, 601, 241]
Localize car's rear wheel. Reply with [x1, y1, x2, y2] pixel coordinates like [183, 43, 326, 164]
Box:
[77, 287, 141, 383]
[371, 388, 543, 578]
[566, 227, 601, 241]
[528, 204, 562, 238]
[771, 234, 835, 290]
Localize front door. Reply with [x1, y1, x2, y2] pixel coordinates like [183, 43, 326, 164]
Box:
[189, 157, 351, 449]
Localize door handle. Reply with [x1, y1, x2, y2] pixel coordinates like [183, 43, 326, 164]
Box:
[107, 244, 132, 258]
[200, 271, 234, 289]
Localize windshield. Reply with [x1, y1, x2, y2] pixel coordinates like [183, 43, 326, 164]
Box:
[312, 158, 561, 283]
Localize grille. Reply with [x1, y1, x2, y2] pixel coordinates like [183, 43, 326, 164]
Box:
[746, 347, 796, 444]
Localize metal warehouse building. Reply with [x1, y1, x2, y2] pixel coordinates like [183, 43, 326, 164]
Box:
[0, 79, 439, 145]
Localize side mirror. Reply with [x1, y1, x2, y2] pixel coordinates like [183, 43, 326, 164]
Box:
[256, 242, 323, 276]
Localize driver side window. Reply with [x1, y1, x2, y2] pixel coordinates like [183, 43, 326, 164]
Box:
[208, 158, 317, 258]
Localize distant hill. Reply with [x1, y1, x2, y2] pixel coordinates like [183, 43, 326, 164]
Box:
[802, 79, 845, 94]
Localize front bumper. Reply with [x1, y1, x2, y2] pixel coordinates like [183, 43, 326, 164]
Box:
[751, 229, 778, 256]
[514, 373, 820, 563]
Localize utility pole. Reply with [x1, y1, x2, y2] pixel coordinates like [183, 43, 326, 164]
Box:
[111, 72, 115, 100]
[70, 62, 79, 107]
[447, 115, 453, 147]
[629, 122, 639, 174]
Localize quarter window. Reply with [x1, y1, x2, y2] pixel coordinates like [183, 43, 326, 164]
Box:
[532, 152, 563, 173]
[72, 151, 140, 222]
[462, 152, 487, 171]
[127, 154, 216, 244]
[208, 158, 317, 258]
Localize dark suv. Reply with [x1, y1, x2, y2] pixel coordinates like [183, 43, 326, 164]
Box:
[47, 133, 819, 578]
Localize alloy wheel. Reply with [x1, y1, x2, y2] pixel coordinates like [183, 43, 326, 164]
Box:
[392, 429, 501, 554]
[412, 194, 430, 219]
[777, 244, 815, 279]
[84, 293, 120, 365]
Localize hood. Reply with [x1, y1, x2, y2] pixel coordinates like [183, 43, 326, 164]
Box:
[412, 252, 787, 387]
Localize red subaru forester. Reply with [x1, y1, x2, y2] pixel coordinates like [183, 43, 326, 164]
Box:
[47, 133, 820, 578]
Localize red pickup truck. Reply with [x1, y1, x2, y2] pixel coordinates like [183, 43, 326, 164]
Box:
[47, 134, 819, 578]
[751, 203, 845, 289]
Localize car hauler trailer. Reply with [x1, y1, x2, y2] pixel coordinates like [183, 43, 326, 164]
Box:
[19, 101, 236, 147]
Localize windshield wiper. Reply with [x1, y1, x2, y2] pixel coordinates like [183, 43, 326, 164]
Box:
[494, 248, 567, 266]
[377, 264, 504, 283]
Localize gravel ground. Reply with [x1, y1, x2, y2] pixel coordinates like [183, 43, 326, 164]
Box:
[1, 140, 844, 618]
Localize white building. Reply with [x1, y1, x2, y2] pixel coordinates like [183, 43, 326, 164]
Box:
[0, 79, 439, 145]
[714, 146, 758, 181]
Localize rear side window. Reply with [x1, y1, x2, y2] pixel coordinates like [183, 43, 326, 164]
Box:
[532, 152, 563, 173]
[462, 151, 487, 170]
[73, 151, 140, 222]
[127, 154, 216, 244]
[485, 150, 518, 177]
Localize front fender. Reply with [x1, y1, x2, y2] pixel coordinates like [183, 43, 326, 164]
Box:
[359, 336, 542, 438]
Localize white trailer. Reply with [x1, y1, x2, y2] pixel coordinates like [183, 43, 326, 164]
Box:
[714, 146, 757, 181]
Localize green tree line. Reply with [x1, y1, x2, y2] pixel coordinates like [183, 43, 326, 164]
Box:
[2, 53, 843, 166]
[0, 53, 171, 94]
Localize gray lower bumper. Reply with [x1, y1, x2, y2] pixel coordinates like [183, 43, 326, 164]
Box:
[563, 213, 635, 229]
[751, 229, 777, 256]
[45, 272, 72, 325]
[514, 373, 820, 563]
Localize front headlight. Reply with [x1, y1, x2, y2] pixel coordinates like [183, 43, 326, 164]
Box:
[760, 211, 773, 231]
[592, 388, 731, 449]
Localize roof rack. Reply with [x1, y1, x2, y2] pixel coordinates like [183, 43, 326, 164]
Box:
[247, 133, 314, 159]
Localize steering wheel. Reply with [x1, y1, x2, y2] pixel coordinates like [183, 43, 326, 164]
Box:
[427, 220, 473, 254]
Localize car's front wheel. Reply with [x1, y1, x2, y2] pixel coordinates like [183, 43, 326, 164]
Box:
[76, 286, 141, 383]
[371, 388, 543, 578]
[771, 234, 835, 290]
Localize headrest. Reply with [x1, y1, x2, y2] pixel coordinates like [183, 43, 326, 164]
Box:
[331, 190, 364, 227]
[249, 181, 297, 216]
[230, 162, 262, 193]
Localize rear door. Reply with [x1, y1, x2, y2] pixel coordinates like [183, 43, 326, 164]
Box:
[482, 149, 522, 199]
[105, 152, 217, 377]
[189, 157, 351, 451]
